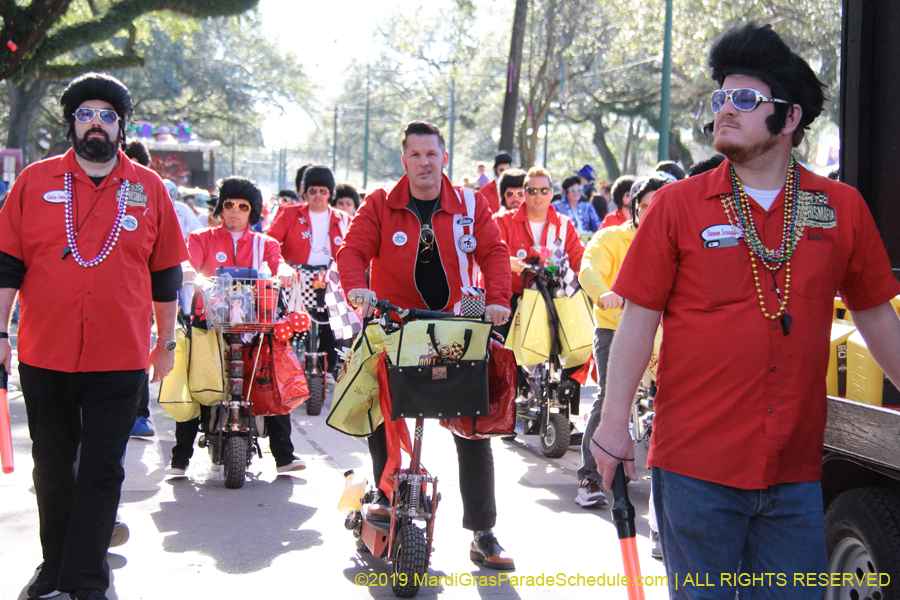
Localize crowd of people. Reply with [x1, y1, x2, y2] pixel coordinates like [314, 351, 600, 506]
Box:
[1, 21, 899, 600]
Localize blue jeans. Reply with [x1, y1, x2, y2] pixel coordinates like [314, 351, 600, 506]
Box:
[652, 467, 827, 600]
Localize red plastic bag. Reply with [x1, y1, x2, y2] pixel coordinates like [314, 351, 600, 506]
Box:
[243, 335, 310, 415]
[376, 349, 412, 494]
[440, 338, 516, 439]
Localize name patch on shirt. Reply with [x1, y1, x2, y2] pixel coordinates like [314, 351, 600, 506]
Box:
[456, 217, 474, 226]
[43, 190, 67, 203]
[125, 184, 147, 207]
[701, 224, 742, 249]
[797, 191, 836, 229]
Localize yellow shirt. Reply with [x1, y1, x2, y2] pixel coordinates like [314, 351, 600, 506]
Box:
[578, 222, 636, 330]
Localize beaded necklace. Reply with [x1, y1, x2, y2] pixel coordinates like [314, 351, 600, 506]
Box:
[63, 172, 130, 267]
[720, 158, 801, 334]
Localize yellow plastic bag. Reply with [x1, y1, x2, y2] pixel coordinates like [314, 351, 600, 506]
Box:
[188, 326, 226, 406]
[554, 290, 595, 368]
[382, 318, 491, 365]
[327, 323, 387, 437]
[506, 289, 551, 366]
[159, 329, 202, 422]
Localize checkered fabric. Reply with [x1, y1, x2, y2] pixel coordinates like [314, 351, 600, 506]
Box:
[549, 238, 581, 297]
[324, 261, 362, 341]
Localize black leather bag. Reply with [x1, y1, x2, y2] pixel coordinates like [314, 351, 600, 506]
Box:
[388, 322, 490, 420]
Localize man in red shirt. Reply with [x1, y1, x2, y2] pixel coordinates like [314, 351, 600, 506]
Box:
[267, 165, 350, 384]
[592, 25, 900, 598]
[0, 73, 188, 600]
[338, 121, 514, 569]
[599, 175, 634, 229]
[478, 151, 513, 214]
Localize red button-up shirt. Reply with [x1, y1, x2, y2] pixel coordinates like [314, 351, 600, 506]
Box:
[0, 149, 188, 372]
[266, 203, 350, 265]
[493, 204, 584, 296]
[613, 160, 900, 489]
[337, 174, 511, 311]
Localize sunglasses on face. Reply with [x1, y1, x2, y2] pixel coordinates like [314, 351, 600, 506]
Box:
[305, 188, 330, 197]
[710, 88, 789, 114]
[504, 189, 525, 199]
[525, 187, 552, 196]
[73, 107, 120, 125]
[223, 200, 251, 213]
[418, 224, 435, 264]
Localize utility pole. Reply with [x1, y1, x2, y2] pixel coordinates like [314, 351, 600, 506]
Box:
[448, 77, 456, 183]
[658, 0, 673, 161]
[363, 64, 371, 190]
[332, 106, 338, 173]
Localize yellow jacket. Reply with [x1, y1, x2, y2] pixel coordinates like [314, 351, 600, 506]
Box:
[578, 222, 637, 330]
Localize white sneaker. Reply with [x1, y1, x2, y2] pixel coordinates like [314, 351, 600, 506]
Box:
[325, 373, 336, 387]
[650, 530, 663, 560]
[165, 461, 188, 477]
[575, 478, 608, 507]
[276, 458, 307, 473]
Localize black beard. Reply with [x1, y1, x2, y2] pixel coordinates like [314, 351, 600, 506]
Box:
[73, 128, 119, 163]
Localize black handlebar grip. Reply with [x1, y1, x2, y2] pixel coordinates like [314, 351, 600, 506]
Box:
[611, 463, 637, 540]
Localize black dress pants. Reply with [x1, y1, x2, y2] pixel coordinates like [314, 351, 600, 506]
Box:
[173, 412, 295, 466]
[368, 422, 497, 531]
[19, 363, 144, 593]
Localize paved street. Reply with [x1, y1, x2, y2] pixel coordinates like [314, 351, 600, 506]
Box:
[0, 329, 668, 600]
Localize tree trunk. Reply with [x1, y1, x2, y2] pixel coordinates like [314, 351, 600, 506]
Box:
[622, 116, 635, 175]
[499, 0, 528, 155]
[6, 78, 52, 165]
[591, 113, 620, 182]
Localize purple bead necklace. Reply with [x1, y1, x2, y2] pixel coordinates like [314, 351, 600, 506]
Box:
[63, 172, 130, 267]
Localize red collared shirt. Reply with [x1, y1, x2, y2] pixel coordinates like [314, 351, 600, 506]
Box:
[0, 149, 188, 372]
[613, 160, 900, 489]
[600, 207, 630, 229]
[479, 179, 501, 214]
[266, 204, 350, 265]
[187, 226, 286, 277]
[493, 204, 584, 296]
[337, 174, 511, 311]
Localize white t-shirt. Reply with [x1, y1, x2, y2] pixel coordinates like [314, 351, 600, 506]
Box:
[230, 230, 242, 253]
[529, 220, 547, 246]
[307, 209, 332, 265]
[743, 185, 782, 212]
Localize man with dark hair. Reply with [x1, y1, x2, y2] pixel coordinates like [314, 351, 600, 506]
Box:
[122, 140, 151, 167]
[331, 182, 360, 217]
[497, 167, 526, 212]
[687, 154, 726, 177]
[552, 175, 602, 234]
[268, 165, 350, 385]
[338, 120, 515, 570]
[653, 160, 685, 181]
[167, 177, 301, 477]
[0, 72, 188, 600]
[478, 150, 513, 214]
[593, 24, 900, 598]
[601, 175, 635, 229]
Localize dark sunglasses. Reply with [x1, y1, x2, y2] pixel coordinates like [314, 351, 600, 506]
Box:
[525, 187, 552, 196]
[710, 88, 789, 114]
[223, 200, 251, 213]
[418, 224, 435, 264]
[73, 107, 120, 125]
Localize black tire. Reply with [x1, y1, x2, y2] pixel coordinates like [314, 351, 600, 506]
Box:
[540, 412, 570, 458]
[824, 487, 900, 600]
[224, 436, 247, 489]
[306, 374, 325, 415]
[354, 532, 369, 554]
[391, 523, 428, 597]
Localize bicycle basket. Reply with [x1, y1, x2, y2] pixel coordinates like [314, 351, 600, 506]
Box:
[201, 271, 280, 334]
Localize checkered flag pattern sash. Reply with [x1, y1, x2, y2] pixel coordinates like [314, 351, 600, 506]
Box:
[324, 261, 362, 340]
[549, 238, 580, 297]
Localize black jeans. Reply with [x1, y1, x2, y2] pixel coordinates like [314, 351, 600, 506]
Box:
[172, 412, 295, 466]
[136, 378, 151, 420]
[368, 423, 497, 531]
[19, 363, 144, 593]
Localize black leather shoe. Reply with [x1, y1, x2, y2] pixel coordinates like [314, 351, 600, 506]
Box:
[469, 533, 516, 570]
[69, 589, 108, 600]
[27, 562, 60, 599]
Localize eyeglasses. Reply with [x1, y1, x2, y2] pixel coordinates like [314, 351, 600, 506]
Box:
[305, 188, 330, 197]
[504, 190, 525, 199]
[223, 200, 251, 213]
[566, 187, 583, 194]
[525, 187, 552, 196]
[710, 88, 789, 113]
[418, 224, 435, 264]
[73, 107, 120, 125]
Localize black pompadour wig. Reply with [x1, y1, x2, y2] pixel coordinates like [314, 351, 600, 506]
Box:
[60, 72, 133, 144]
[214, 177, 264, 226]
[704, 23, 826, 146]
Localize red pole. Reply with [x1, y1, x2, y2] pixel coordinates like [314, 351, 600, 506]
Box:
[0, 365, 14, 474]
[611, 463, 644, 600]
